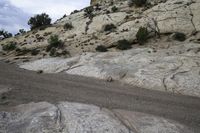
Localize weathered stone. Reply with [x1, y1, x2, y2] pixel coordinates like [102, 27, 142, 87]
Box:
[20, 43, 200, 97]
[0, 102, 193, 133]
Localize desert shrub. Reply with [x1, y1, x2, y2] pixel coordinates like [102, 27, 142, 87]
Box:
[49, 47, 56, 56]
[55, 50, 70, 57]
[111, 6, 118, 12]
[46, 35, 63, 54]
[172, 32, 186, 42]
[19, 29, 26, 34]
[15, 47, 31, 56]
[64, 23, 73, 30]
[96, 45, 108, 52]
[28, 13, 51, 30]
[106, 10, 110, 14]
[46, 45, 52, 52]
[0, 29, 12, 39]
[71, 10, 79, 15]
[61, 50, 69, 56]
[84, 6, 94, 18]
[116, 39, 132, 50]
[2, 42, 17, 51]
[136, 27, 148, 45]
[48, 35, 63, 48]
[31, 49, 40, 55]
[102, 24, 116, 32]
[135, 0, 147, 7]
[128, 0, 147, 7]
[62, 14, 67, 18]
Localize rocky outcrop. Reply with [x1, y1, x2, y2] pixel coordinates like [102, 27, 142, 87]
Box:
[0, 102, 193, 133]
[0, 0, 199, 58]
[20, 42, 200, 97]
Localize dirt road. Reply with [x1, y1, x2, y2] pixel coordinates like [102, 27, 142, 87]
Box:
[0, 61, 200, 132]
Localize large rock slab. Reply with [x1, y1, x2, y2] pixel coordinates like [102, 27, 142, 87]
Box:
[113, 109, 193, 133]
[0, 102, 193, 133]
[20, 43, 200, 97]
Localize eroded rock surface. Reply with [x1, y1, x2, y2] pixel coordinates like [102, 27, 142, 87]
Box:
[0, 0, 199, 57]
[20, 42, 200, 97]
[0, 102, 193, 133]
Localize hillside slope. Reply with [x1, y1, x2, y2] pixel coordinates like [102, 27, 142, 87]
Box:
[0, 0, 199, 60]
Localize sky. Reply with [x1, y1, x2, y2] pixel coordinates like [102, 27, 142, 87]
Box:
[0, 0, 90, 34]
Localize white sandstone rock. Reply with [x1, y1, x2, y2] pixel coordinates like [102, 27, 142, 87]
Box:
[20, 43, 200, 97]
[0, 102, 193, 133]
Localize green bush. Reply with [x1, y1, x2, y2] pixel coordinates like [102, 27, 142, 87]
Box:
[102, 24, 116, 32]
[71, 10, 79, 15]
[96, 45, 108, 52]
[28, 13, 51, 30]
[46, 45, 52, 52]
[48, 35, 63, 48]
[49, 47, 56, 57]
[16, 47, 31, 56]
[0, 29, 12, 39]
[136, 27, 148, 45]
[19, 29, 26, 34]
[84, 6, 94, 18]
[46, 35, 63, 55]
[128, 0, 147, 7]
[116, 39, 132, 50]
[31, 49, 40, 55]
[135, 0, 147, 7]
[2, 42, 17, 51]
[172, 32, 186, 42]
[64, 23, 73, 30]
[111, 6, 118, 12]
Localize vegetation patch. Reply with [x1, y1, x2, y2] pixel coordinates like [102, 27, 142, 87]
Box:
[172, 32, 186, 42]
[49, 47, 56, 57]
[31, 49, 40, 56]
[0, 29, 12, 39]
[96, 45, 108, 52]
[128, 0, 147, 7]
[28, 13, 51, 30]
[2, 42, 17, 51]
[71, 10, 79, 15]
[102, 24, 116, 32]
[64, 23, 74, 30]
[46, 35, 65, 57]
[136, 27, 149, 45]
[84, 6, 94, 18]
[111, 6, 118, 12]
[48, 35, 63, 48]
[116, 39, 132, 50]
[15, 47, 31, 56]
